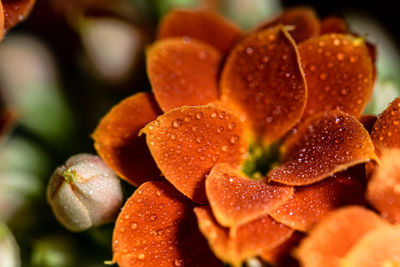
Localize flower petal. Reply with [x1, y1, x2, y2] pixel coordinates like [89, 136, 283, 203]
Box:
[205, 163, 293, 228]
[260, 232, 303, 266]
[1, 0, 35, 34]
[92, 92, 162, 186]
[255, 7, 320, 43]
[146, 38, 221, 112]
[157, 9, 242, 53]
[299, 34, 374, 118]
[367, 148, 400, 224]
[296, 206, 387, 267]
[269, 172, 365, 232]
[112, 181, 222, 267]
[143, 105, 248, 204]
[370, 97, 400, 153]
[320, 16, 348, 34]
[341, 225, 400, 267]
[268, 111, 377, 185]
[220, 25, 307, 145]
[194, 206, 293, 266]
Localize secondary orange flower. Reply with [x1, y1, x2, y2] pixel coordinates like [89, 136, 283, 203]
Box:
[0, 0, 35, 40]
[91, 7, 379, 266]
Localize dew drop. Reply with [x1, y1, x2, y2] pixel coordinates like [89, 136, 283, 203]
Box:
[210, 112, 217, 118]
[195, 112, 203, 119]
[173, 119, 182, 128]
[336, 53, 345, 61]
[221, 145, 228, 152]
[138, 254, 145, 260]
[184, 116, 192, 123]
[131, 223, 138, 230]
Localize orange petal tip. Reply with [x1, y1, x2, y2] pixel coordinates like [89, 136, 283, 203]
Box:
[157, 8, 242, 53]
[220, 25, 307, 145]
[146, 38, 221, 112]
[113, 181, 222, 267]
[194, 206, 293, 266]
[143, 105, 248, 203]
[367, 148, 400, 224]
[92, 92, 162, 186]
[269, 111, 377, 186]
[296, 206, 387, 267]
[255, 7, 321, 43]
[206, 163, 293, 228]
[299, 34, 374, 119]
[269, 172, 365, 231]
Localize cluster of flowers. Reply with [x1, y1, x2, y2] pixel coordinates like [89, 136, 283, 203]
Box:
[44, 6, 400, 267]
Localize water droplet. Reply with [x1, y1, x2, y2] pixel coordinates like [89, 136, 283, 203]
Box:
[230, 135, 239, 144]
[246, 47, 254, 55]
[154, 120, 160, 126]
[148, 125, 154, 131]
[221, 145, 228, 152]
[173, 119, 182, 128]
[131, 223, 138, 230]
[336, 53, 345, 61]
[333, 39, 341, 46]
[195, 112, 203, 119]
[138, 254, 145, 260]
[349, 56, 358, 63]
[174, 259, 183, 266]
[196, 136, 203, 143]
[217, 126, 224, 133]
[150, 214, 157, 221]
[184, 116, 192, 123]
[228, 122, 236, 130]
[210, 112, 217, 118]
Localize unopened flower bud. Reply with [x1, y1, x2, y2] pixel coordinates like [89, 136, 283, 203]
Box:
[47, 154, 122, 232]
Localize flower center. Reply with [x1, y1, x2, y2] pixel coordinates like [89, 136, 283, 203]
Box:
[241, 142, 281, 179]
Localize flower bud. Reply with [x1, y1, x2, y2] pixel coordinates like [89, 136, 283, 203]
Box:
[47, 154, 122, 232]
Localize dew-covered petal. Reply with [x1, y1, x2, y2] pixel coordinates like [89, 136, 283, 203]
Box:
[367, 148, 400, 224]
[157, 9, 242, 53]
[299, 34, 374, 119]
[147, 38, 221, 112]
[296, 206, 387, 267]
[260, 232, 304, 266]
[206, 163, 293, 228]
[220, 25, 307, 145]
[142, 105, 248, 204]
[255, 7, 320, 43]
[1, 0, 35, 37]
[92, 92, 162, 186]
[359, 114, 377, 133]
[370, 97, 400, 153]
[194, 206, 293, 267]
[320, 16, 348, 34]
[269, 172, 365, 232]
[268, 111, 377, 186]
[341, 225, 400, 267]
[112, 181, 222, 267]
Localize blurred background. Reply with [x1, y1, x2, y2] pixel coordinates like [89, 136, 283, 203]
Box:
[0, 0, 399, 266]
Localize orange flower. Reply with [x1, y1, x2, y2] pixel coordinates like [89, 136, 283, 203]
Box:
[92, 7, 381, 266]
[0, 0, 35, 40]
